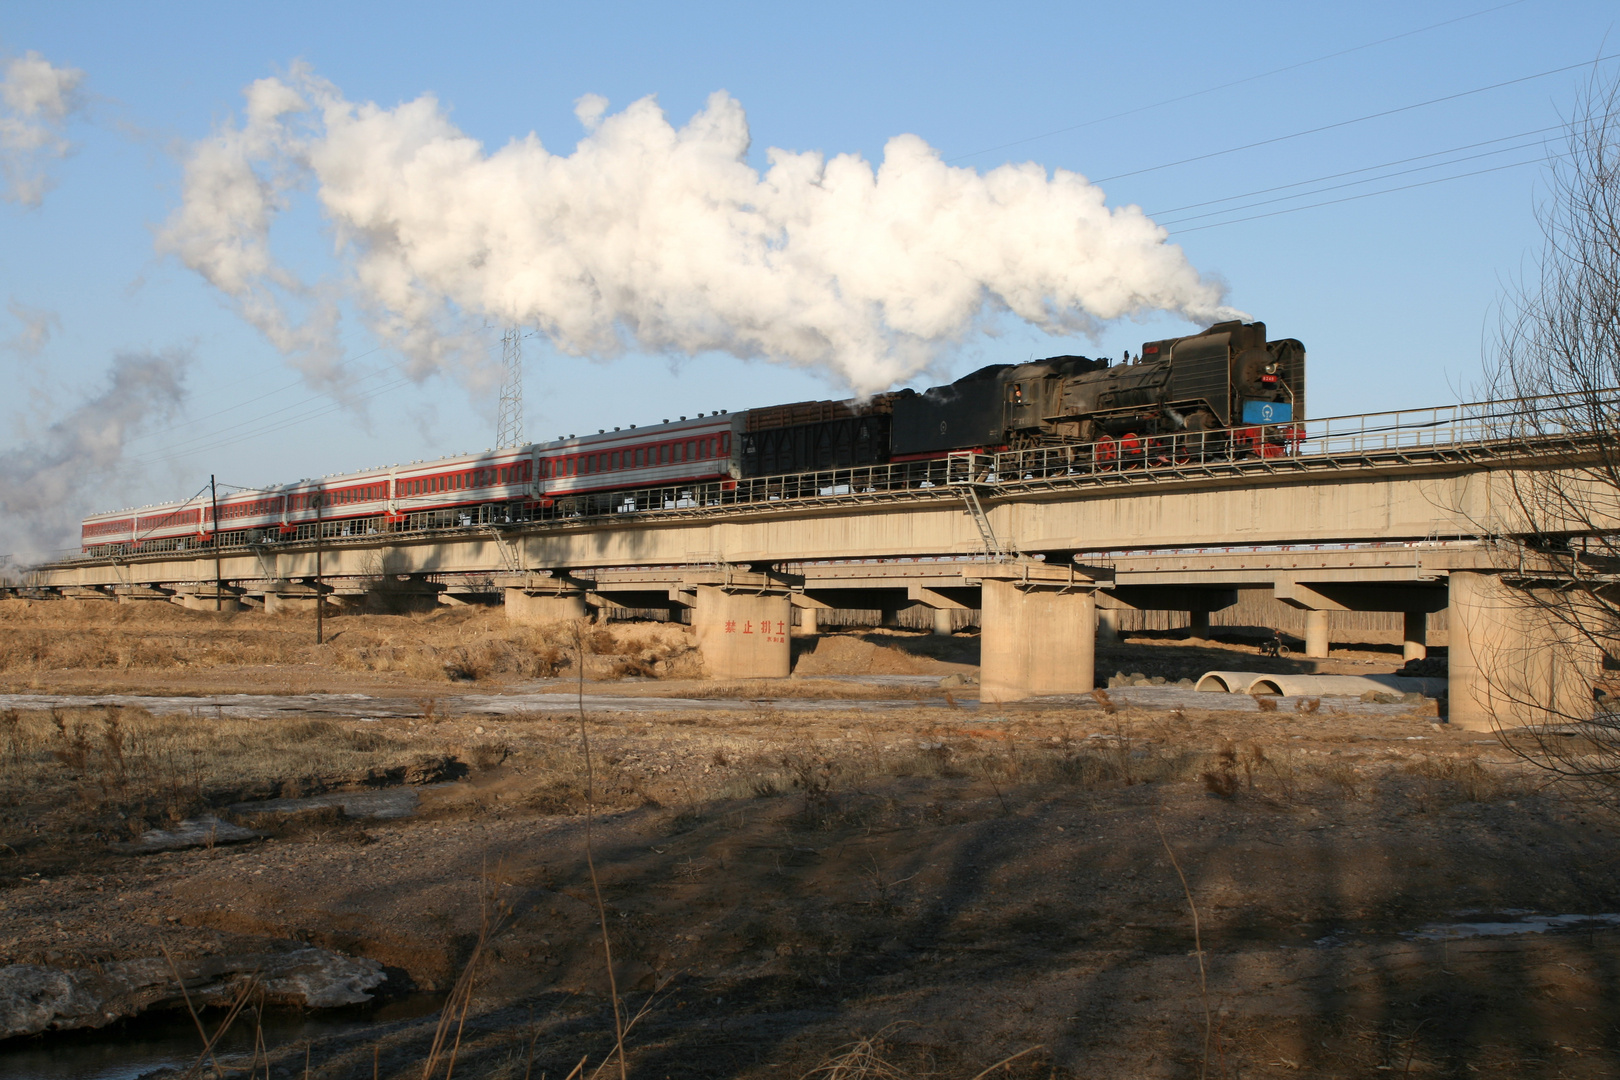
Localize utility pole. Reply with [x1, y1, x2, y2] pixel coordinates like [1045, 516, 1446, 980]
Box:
[313, 490, 325, 645]
[210, 475, 221, 612]
[497, 326, 524, 448]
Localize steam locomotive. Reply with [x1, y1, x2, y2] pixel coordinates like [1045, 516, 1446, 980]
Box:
[81, 320, 1303, 553]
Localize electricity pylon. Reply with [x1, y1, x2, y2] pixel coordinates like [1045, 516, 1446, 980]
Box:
[497, 327, 524, 447]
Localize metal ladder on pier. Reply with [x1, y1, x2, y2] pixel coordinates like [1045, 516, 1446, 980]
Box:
[961, 485, 1013, 560]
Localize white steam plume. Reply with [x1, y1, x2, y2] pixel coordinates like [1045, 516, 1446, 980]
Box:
[0, 50, 85, 207]
[161, 66, 1244, 395]
[0, 350, 188, 559]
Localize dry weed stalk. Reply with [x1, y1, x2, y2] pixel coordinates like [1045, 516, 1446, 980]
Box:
[568, 618, 629, 1080]
[799, 1027, 1042, 1080]
[418, 864, 513, 1079]
[1156, 820, 1214, 1080]
[163, 943, 262, 1080]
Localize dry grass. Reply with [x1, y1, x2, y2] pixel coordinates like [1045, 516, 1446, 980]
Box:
[0, 600, 700, 685]
[0, 705, 449, 838]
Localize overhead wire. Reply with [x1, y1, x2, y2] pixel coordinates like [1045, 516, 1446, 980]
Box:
[1093, 52, 1619, 185]
[1166, 151, 1568, 234]
[125, 329, 514, 470]
[945, 0, 1531, 163]
[1147, 123, 1564, 217]
[1156, 133, 1557, 227]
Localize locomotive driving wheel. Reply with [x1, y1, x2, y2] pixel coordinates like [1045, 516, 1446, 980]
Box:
[1094, 434, 1117, 471]
[1119, 432, 1143, 469]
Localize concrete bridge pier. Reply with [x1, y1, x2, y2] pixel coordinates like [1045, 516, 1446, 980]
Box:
[693, 586, 791, 679]
[505, 589, 588, 626]
[1448, 570, 1598, 732]
[906, 586, 976, 639]
[1095, 607, 1121, 646]
[1187, 610, 1211, 641]
[979, 577, 1097, 703]
[1403, 611, 1428, 662]
[1304, 610, 1330, 659]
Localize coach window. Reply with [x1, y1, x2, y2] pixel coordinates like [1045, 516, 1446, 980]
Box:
[688, 440, 697, 460]
[720, 433, 730, 454]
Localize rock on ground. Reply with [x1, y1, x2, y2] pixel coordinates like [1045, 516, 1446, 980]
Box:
[0, 945, 384, 1038]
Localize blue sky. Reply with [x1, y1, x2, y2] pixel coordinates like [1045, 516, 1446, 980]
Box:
[0, 0, 1614, 551]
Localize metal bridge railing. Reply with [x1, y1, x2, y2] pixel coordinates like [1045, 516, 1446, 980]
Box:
[47, 389, 1620, 569]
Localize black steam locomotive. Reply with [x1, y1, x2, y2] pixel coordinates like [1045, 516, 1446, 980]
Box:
[739, 320, 1304, 475]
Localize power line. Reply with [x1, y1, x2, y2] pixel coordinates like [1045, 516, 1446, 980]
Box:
[123, 340, 397, 447]
[1167, 152, 1561, 235]
[1148, 123, 1564, 217]
[125, 330, 515, 469]
[1094, 53, 1619, 185]
[946, 0, 1531, 163]
[1156, 134, 1555, 227]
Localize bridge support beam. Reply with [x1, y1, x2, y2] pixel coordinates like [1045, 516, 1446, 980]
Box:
[505, 589, 587, 626]
[1403, 611, 1428, 662]
[1188, 611, 1211, 641]
[1448, 571, 1598, 732]
[980, 579, 1095, 703]
[693, 586, 791, 680]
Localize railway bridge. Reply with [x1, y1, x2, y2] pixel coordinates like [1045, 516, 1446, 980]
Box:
[23, 398, 1619, 731]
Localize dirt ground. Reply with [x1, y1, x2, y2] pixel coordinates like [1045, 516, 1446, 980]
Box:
[1, 599, 1617, 1079]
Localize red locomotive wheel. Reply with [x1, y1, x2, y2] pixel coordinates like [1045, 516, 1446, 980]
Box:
[1095, 435, 1117, 471]
[1120, 432, 1143, 469]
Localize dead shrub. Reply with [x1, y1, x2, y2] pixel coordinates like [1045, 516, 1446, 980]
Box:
[1311, 760, 1364, 799]
[1200, 742, 1240, 799]
[1090, 689, 1118, 715]
[1295, 697, 1321, 714]
[470, 742, 510, 770]
[1252, 694, 1279, 712]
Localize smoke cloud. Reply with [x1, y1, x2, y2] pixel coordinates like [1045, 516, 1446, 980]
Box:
[162, 66, 1243, 395]
[0, 50, 85, 207]
[0, 350, 188, 559]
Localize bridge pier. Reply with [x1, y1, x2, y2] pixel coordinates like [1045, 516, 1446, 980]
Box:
[1448, 571, 1598, 732]
[1095, 607, 1121, 646]
[693, 586, 791, 679]
[980, 578, 1095, 703]
[1187, 610, 1211, 641]
[1403, 611, 1428, 662]
[1304, 610, 1330, 659]
[505, 589, 587, 625]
